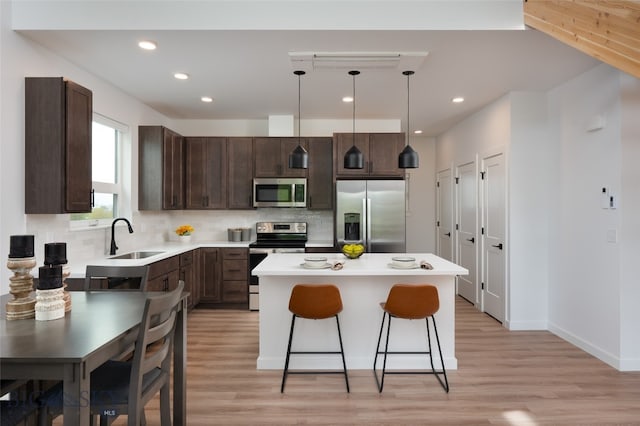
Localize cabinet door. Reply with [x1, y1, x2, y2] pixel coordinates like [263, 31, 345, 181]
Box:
[162, 129, 184, 209]
[307, 137, 333, 210]
[280, 138, 308, 178]
[65, 80, 93, 212]
[253, 137, 282, 177]
[180, 250, 196, 308]
[334, 133, 370, 177]
[185, 137, 227, 209]
[227, 137, 254, 209]
[368, 133, 405, 177]
[25, 77, 92, 214]
[199, 248, 221, 302]
[146, 275, 166, 292]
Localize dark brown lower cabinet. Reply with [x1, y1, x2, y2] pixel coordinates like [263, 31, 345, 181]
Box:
[179, 250, 197, 309]
[146, 255, 180, 292]
[198, 247, 248, 309]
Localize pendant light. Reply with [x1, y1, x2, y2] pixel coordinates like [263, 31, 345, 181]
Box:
[398, 70, 419, 169]
[288, 70, 308, 169]
[344, 70, 364, 169]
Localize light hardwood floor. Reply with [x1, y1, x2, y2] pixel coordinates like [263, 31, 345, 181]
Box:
[131, 297, 640, 425]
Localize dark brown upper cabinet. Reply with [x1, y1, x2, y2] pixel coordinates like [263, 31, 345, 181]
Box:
[307, 137, 334, 210]
[227, 137, 254, 209]
[253, 137, 307, 178]
[185, 137, 227, 209]
[139, 126, 185, 210]
[25, 77, 92, 213]
[334, 132, 405, 178]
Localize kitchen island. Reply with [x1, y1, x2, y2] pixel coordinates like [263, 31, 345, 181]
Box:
[252, 252, 468, 370]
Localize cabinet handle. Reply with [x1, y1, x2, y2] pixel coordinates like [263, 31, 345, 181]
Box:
[90, 189, 95, 208]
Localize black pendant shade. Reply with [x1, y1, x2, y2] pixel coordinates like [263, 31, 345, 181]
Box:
[288, 144, 308, 169]
[399, 70, 419, 169]
[288, 70, 308, 169]
[344, 144, 364, 169]
[344, 70, 364, 169]
[399, 144, 419, 168]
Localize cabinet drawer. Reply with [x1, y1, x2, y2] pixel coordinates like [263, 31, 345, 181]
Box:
[148, 255, 180, 279]
[222, 248, 247, 260]
[223, 259, 247, 281]
[222, 281, 248, 303]
[179, 250, 193, 266]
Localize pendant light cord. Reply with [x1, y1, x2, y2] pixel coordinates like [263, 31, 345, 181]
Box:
[298, 72, 301, 143]
[349, 70, 360, 147]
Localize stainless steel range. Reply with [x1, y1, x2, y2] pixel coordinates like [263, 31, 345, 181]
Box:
[248, 222, 307, 310]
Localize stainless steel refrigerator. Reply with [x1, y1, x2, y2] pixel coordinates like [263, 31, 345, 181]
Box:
[335, 180, 406, 253]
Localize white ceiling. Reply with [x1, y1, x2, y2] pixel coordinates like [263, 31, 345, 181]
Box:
[13, 2, 601, 136]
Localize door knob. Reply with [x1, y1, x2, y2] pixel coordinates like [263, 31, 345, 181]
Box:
[445, 232, 451, 237]
[467, 237, 475, 243]
[492, 243, 503, 250]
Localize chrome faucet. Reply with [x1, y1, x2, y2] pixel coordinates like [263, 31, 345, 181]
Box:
[110, 217, 134, 255]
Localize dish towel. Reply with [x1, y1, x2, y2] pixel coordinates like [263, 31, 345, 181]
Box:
[420, 261, 433, 270]
[331, 261, 344, 271]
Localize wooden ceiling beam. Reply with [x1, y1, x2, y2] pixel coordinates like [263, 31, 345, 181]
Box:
[524, 0, 640, 79]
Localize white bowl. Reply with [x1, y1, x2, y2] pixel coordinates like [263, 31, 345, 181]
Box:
[391, 256, 416, 267]
[304, 256, 328, 268]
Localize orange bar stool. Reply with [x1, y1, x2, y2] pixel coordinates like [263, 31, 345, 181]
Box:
[373, 284, 449, 393]
[281, 284, 350, 393]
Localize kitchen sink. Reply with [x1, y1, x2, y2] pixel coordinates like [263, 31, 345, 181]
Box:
[110, 251, 164, 260]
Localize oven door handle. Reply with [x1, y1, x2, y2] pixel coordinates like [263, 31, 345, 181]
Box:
[249, 248, 272, 254]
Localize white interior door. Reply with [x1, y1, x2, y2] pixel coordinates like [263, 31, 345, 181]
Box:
[436, 169, 454, 262]
[456, 161, 478, 305]
[481, 152, 506, 322]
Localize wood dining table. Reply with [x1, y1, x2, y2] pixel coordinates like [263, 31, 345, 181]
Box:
[0, 291, 187, 426]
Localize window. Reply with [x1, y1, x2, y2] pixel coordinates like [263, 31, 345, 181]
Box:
[70, 114, 127, 227]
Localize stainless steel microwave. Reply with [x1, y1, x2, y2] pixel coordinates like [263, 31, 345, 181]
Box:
[253, 178, 307, 208]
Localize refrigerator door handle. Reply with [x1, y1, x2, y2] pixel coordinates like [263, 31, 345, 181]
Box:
[366, 198, 372, 252]
[361, 198, 367, 250]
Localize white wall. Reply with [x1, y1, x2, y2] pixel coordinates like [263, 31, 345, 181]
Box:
[508, 92, 550, 330]
[546, 64, 623, 368]
[406, 136, 437, 253]
[619, 73, 640, 369]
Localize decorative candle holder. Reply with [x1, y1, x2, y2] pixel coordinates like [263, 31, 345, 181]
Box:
[6, 235, 36, 320]
[6, 257, 37, 320]
[44, 242, 71, 313]
[35, 265, 65, 321]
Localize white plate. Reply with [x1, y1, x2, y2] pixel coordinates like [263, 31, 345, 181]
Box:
[391, 256, 416, 263]
[388, 263, 419, 270]
[300, 262, 332, 269]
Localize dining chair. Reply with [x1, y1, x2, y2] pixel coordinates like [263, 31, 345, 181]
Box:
[1, 380, 39, 426]
[38, 281, 185, 426]
[84, 265, 149, 291]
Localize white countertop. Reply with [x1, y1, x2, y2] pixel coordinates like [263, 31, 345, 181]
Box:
[252, 253, 468, 276]
[58, 241, 250, 278]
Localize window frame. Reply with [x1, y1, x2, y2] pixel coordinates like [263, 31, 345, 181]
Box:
[70, 113, 129, 230]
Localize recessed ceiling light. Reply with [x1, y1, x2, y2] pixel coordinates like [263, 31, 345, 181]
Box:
[452, 97, 465, 103]
[342, 96, 353, 103]
[174, 73, 189, 80]
[201, 96, 213, 103]
[138, 40, 157, 50]
[414, 130, 423, 134]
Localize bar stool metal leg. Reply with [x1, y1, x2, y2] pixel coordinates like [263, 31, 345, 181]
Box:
[335, 314, 350, 392]
[426, 315, 449, 392]
[280, 314, 297, 393]
[373, 313, 449, 393]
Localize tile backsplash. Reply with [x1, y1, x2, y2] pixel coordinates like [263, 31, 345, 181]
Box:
[26, 209, 333, 265]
